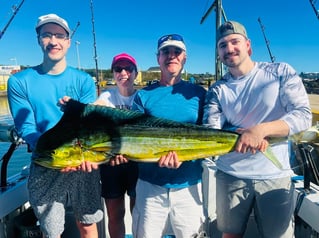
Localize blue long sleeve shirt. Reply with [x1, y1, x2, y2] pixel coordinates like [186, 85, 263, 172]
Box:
[7, 65, 97, 153]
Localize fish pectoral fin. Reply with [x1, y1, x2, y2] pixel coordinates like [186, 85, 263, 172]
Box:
[262, 147, 283, 169]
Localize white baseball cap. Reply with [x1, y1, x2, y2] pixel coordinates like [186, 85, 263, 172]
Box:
[35, 13, 70, 35]
[157, 34, 186, 52]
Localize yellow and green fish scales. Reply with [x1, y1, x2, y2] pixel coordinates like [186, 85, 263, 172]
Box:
[34, 100, 282, 169]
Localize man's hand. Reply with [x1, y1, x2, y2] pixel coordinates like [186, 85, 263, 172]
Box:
[158, 151, 182, 169]
[58, 96, 71, 111]
[236, 127, 269, 154]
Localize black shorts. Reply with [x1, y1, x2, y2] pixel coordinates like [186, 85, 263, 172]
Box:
[100, 161, 138, 199]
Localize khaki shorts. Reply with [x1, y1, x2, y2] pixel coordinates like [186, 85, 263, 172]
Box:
[216, 170, 294, 237]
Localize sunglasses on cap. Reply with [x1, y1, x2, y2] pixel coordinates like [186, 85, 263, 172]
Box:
[157, 34, 184, 48]
[113, 65, 135, 73]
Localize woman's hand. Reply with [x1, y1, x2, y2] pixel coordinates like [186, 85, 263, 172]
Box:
[61, 161, 99, 173]
[109, 154, 129, 166]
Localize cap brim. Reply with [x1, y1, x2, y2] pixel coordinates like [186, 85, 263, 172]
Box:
[158, 40, 186, 52]
[36, 20, 70, 35]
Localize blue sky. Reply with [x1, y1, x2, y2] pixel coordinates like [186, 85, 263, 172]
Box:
[0, 0, 319, 74]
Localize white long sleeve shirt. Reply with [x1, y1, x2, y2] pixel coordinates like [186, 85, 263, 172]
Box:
[203, 62, 312, 179]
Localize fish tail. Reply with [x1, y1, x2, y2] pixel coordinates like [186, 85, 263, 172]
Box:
[262, 147, 283, 169]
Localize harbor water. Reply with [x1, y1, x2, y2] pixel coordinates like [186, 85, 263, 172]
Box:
[0, 96, 30, 178]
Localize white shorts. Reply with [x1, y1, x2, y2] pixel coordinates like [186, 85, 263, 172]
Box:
[132, 179, 206, 238]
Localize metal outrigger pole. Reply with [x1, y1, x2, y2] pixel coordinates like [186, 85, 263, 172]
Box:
[200, 0, 227, 81]
[0, 0, 25, 40]
[309, 0, 319, 20]
[70, 21, 80, 40]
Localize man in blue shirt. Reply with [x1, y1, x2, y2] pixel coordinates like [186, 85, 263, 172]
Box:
[7, 14, 103, 238]
[131, 34, 207, 237]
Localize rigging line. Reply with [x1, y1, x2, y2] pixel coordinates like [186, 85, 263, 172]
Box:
[0, 0, 25, 40]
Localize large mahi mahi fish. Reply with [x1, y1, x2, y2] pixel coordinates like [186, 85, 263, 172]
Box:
[34, 99, 285, 169]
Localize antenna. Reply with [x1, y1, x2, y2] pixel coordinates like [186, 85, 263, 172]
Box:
[0, 0, 25, 40]
[258, 17, 275, 63]
[90, 0, 100, 95]
[309, 0, 319, 20]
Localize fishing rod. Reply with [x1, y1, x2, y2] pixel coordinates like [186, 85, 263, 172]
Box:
[215, 0, 223, 81]
[258, 17, 275, 63]
[90, 0, 100, 95]
[0, 125, 24, 188]
[0, 0, 25, 40]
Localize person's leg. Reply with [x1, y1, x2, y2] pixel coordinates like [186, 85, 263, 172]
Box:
[215, 170, 254, 238]
[129, 196, 136, 214]
[169, 183, 206, 238]
[101, 162, 136, 237]
[254, 177, 295, 238]
[76, 222, 98, 238]
[222, 233, 242, 238]
[132, 179, 169, 238]
[71, 170, 103, 237]
[28, 164, 67, 238]
[106, 196, 126, 238]
[126, 161, 138, 214]
[34, 203, 66, 238]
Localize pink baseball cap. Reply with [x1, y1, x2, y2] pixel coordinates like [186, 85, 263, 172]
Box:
[111, 53, 137, 71]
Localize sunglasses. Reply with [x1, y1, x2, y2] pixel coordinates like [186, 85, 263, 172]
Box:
[39, 32, 69, 40]
[157, 34, 184, 49]
[159, 47, 183, 56]
[113, 65, 135, 73]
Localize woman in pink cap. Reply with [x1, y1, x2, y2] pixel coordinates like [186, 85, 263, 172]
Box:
[95, 53, 138, 238]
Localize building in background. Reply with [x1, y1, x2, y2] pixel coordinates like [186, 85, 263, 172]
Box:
[0, 65, 21, 96]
